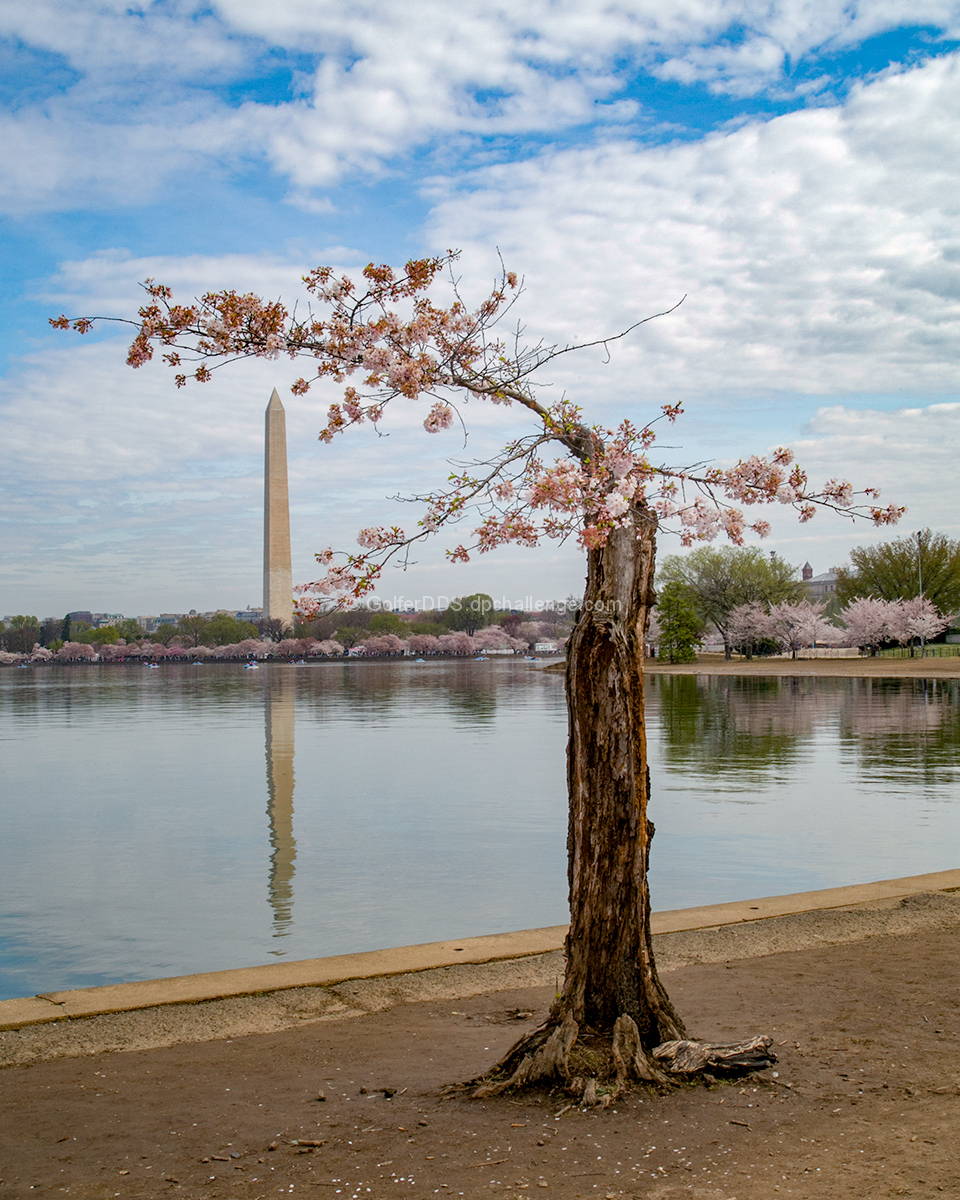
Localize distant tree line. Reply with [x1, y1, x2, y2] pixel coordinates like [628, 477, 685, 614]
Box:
[1, 594, 577, 663]
[650, 532, 960, 663]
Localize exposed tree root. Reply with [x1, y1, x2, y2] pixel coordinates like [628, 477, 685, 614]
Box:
[472, 1018, 579, 1098]
[469, 1015, 776, 1103]
[652, 1035, 777, 1076]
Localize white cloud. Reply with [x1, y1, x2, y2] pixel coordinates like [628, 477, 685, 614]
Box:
[2, 249, 584, 613]
[424, 53, 960, 408]
[8, 46, 960, 610]
[3, 1, 960, 209]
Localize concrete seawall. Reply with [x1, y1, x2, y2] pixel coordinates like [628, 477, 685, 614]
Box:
[3, 868, 958, 1034]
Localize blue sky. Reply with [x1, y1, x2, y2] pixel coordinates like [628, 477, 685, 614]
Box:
[3, 2, 960, 617]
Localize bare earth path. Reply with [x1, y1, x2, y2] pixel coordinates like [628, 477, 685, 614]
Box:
[3, 892, 960, 1200]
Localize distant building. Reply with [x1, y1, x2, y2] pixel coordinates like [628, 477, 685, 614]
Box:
[237, 608, 263, 625]
[156, 613, 186, 627]
[801, 563, 839, 602]
[534, 641, 560, 653]
[67, 611, 94, 626]
[93, 613, 124, 628]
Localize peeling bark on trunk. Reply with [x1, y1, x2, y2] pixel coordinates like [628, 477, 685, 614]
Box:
[471, 503, 775, 1099]
[560, 505, 685, 1047]
[473, 505, 685, 1098]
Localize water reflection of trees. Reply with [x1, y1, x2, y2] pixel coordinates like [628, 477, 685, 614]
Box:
[295, 659, 562, 726]
[649, 674, 960, 794]
[838, 678, 960, 791]
[648, 675, 823, 783]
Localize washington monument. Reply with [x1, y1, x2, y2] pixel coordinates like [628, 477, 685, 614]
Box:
[263, 388, 294, 630]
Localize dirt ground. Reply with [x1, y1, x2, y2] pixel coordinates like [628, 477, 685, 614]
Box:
[3, 894, 960, 1200]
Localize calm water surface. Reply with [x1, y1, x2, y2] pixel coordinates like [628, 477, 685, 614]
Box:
[2, 662, 959, 999]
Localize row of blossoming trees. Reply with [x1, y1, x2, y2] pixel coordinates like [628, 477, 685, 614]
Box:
[0, 622, 563, 666]
[649, 595, 950, 660]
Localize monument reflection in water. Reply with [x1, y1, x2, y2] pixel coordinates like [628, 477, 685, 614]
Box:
[264, 671, 296, 942]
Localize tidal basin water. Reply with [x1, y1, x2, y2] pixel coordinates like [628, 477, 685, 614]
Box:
[2, 662, 960, 1000]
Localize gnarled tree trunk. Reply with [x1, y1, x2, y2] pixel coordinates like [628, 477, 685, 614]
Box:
[475, 504, 686, 1096]
[473, 503, 775, 1100]
[560, 506, 684, 1047]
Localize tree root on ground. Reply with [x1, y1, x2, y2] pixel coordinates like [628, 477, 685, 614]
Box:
[469, 1015, 776, 1104]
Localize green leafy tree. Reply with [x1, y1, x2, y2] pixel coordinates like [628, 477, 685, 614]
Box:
[76, 625, 120, 646]
[442, 593, 498, 634]
[116, 618, 143, 642]
[408, 618, 448, 637]
[205, 614, 259, 646]
[368, 611, 407, 636]
[655, 583, 704, 663]
[175, 614, 210, 647]
[835, 530, 960, 614]
[658, 547, 802, 659]
[150, 622, 180, 645]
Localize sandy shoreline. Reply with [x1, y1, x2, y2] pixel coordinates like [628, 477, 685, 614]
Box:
[3, 889, 960, 1199]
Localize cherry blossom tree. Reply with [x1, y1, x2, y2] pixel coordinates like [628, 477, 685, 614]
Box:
[406, 633, 439, 655]
[55, 641, 97, 662]
[765, 600, 839, 659]
[360, 633, 405, 655]
[312, 638, 346, 657]
[838, 597, 893, 655]
[56, 251, 902, 1096]
[644, 609, 661, 657]
[473, 624, 525, 652]
[514, 620, 546, 648]
[884, 597, 950, 655]
[436, 631, 476, 656]
[726, 602, 770, 659]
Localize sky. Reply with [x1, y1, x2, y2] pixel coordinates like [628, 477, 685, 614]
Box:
[3, 1, 960, 618]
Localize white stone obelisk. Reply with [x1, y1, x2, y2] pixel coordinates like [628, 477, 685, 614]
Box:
[263, 388, 294, 630]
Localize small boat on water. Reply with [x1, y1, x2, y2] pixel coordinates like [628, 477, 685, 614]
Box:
[244, 661, 259, 670]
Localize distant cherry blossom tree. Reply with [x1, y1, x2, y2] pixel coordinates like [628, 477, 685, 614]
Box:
[55, 642, 97, 661]
[726, 602, 770, 659]
[766, 600, 839, 659]
[838, 597, 893, 655]
[473, 624, 525, 652]
[406, 633, 439, 655]
[57, 251, 903, 1095]
[312, 638, 345, 657]
[884, 597, 950, 654]
[436, 631, 476, 656]
[359, 633, 405, 655]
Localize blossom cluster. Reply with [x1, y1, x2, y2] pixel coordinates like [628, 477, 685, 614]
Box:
[54, 252, 903, 605]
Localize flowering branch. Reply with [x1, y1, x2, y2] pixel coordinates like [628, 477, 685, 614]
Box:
[52, 252, 904, 609]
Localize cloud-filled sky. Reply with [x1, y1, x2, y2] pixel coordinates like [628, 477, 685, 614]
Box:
[3, 1, 960, 617]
